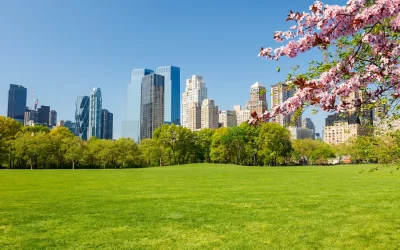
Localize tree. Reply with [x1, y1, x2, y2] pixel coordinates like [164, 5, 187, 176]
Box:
[13, 132, 51, 169]
[0, 116, 22, 168]
[257, 123, 293, 166]
[139, 138, 163, 167]
[210, 127, 229, 163]
[252, 1, 400, 125]
[63, 136, 84, 169]
[221, 126, 247, 165]
[114, 138, 141, 168]
[195, 128, 215, 163]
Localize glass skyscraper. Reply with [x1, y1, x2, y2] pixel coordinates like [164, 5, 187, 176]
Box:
[155, 66, 180, 125]
[101, 109, 113, 140]
[140, 74, 164, 140]
[75, 96, 90, 141]
[7, 84, 27, 123]
[122, 68, 153, 141]
[88, 88, 102, 139]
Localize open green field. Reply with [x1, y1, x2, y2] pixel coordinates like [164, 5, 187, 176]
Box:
[1, 164, 400, 249]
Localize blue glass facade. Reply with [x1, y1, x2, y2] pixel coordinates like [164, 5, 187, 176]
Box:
[123, 68, 153, 141]
[75, 96, 90, 140]
[156, 66, 180, 125]
[88, 88, 102, 139]
[7, 84, 27, 123]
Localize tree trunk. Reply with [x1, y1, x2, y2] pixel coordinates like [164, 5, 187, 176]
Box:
[30, 157, 33, 170]
[72, 161, 75, 170]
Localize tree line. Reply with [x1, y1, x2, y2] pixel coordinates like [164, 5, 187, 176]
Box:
[1, 116, 398, 169]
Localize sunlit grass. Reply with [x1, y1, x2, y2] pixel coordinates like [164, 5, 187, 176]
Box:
[1, 164, 400, 249]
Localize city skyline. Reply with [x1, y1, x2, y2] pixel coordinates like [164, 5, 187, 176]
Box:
[0, 0, 335, 137]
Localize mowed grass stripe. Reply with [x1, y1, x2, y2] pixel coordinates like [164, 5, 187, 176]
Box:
[1, 164, 400, 249]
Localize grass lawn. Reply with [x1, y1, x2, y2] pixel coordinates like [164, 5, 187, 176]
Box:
[1, 164, 400, 249]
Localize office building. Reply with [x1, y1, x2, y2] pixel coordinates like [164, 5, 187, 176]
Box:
[7, 84, 27, 123]
[24, 109, 39, 126]
[156, 66, 180, 124]
[101, 109, 113, 140]
[249, 82, 268, 115]
[271, 83, 302, 127]
[234, 105, 251, 126]
[38, 105, 50, 125]
[219, 110, 237, 128]
[140, 74, 164, 140]
[289, 127, 315, 140]
[49, 110, 57, 127]
[302, 118, 316, 140]
[58, 120, 76, 135]
[75, 96, 90, 141]
[88, 88, 102, 139]
[122, 68, 153, 141]
[182, 75, 208, 129]
[201, 99, 219, 129]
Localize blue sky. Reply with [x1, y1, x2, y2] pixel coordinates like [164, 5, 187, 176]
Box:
[0, 0, 343, 138]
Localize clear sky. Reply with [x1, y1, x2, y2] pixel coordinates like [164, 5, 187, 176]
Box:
[0, 0, 342, 138]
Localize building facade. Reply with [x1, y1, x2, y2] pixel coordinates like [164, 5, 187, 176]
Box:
[219, 110, 237, 128]
[7, 84, 27, 123]
[122, 68, 154, 140]
[156, 66, 180, 125]
[58, 120, 76, 135]
[101, 109, 113, 140]
[188, 102, 201, 131]
[140, 74, 164, 140]
[181, 75, 208, 129]
[88, 88, 102, 139]
[75, 96, 90, 141]
[323, 112, 361, 144]
[24, 110, 39, 126]
[271, 83, 302, 127]
[38, 105, 50, 125]
[201, 99, 219, 129]
[249, 82, 268, 115]
[233, 105, 251, 126]
[288, 127, 315, 140]
[49, 110, 57, 127]
[302, 118, 316, 140]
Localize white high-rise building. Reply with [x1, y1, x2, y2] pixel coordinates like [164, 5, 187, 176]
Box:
[234, 105, 251, 126]
[181, 75, 207, 129]
[201, 99, 219, 129]
[188, 102, 201, 131]
[88, 88, 102, 140]
[219, 110, 237, 128]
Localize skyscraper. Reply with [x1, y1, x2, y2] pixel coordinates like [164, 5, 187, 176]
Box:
[75, 96, 90, 141]
[271, 83, 302, 127]
[7, 84, 27, 123]
[49, 110, 57, 127]
[24, 109, 39, 126]
[122, 68, 154, 141]
[201, 99, 219, 129]
[181, 75, 207, 129]
[233, 105, 251, 126]
[302, 118, 316, 139]
[88, 88, 102, 139]
[155, 66, 181, 125]
[101, 109, 113, 140]
[249, 82, 268, 115]
[38, 105, 50, 125]
[140, 74, 164, 140]
[188, 102, 201, 131]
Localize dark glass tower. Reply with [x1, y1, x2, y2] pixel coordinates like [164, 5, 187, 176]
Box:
[140, 74, 164, 140]
[7, 84, 27, 123]
[38, 105, 50, 125]
[101, 109, 113, 140]
[75, 96, 90, 141]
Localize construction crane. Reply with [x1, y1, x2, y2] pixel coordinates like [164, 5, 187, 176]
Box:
[32, 89, 38, 111]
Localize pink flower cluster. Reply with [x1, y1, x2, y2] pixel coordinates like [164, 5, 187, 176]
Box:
[252, 0, 400, 124]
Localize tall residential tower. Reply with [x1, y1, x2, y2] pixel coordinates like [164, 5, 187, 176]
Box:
[181, 75, 207, 129]
[75, 96, 90, 140]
